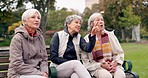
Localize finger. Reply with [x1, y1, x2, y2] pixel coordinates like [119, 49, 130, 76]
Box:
[95, 22, 99, 27]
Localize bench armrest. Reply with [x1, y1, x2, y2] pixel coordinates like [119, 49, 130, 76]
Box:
[122, 60, 132, 72]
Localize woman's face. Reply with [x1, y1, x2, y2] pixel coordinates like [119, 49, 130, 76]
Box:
[93, 15, 104, 32]
[67, 19, 81, 34]
[24, 12, 41, 29]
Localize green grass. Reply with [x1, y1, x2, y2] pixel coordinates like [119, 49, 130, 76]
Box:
[121, 43, 148, 78]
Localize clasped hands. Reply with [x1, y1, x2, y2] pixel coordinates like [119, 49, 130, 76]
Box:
[101, 61, 118, 73]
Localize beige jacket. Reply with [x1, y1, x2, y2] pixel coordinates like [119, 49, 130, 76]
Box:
[81, 30, 124, 75]
[8, 25, 48, 78]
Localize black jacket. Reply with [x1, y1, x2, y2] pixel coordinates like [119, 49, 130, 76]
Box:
[50, 28, 96, 65]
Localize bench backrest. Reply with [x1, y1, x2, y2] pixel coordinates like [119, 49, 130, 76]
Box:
[0, 48, 50, 77]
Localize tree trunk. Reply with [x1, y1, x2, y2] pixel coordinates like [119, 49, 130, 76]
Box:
[121, 27, 125, 39]
[132, 24, 140, 42]
[40, 13, 48, 38]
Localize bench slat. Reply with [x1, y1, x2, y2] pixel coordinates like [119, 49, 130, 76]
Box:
[0, 52, 9, 57]
[0, 64, 9, 70]
[0, 71, 7, 77]
[0, 57, 9, 63]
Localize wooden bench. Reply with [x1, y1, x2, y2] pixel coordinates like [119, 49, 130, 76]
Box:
[0, 48, 57, 78]
[0, 48, 139, 78]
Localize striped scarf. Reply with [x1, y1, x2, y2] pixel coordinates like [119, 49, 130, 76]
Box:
[92, 33, 112, 62]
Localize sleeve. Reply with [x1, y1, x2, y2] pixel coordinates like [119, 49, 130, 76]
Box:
[80, 34, 96, 52]
[9, 34, 43, 76]
[108, 31, 124, 65]
[81, 52, 102, 71]
[50, 33, 68, 64]
[40, 35, 49, 74]
[81, 34, 102, 71]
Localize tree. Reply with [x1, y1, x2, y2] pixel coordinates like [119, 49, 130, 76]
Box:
[47, 8, 75, 30]
[103, 0, 142, 40]
[8, 21, 22, 34]
[31, 0, 56, 37]
[0, 0, 56, 37]
[119, 5, 140, 39]
[82, 3, 101, 31]
[133, 0, 148, 31]
[0, 9, 22, 37]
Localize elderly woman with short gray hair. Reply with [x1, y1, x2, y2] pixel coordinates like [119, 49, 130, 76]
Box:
[8, 9, 48, 78]
[50, 14, 98, 78]
[81, 12, 125, 78]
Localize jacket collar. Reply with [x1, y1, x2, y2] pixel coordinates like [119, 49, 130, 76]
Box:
[64, 28, 78, 37]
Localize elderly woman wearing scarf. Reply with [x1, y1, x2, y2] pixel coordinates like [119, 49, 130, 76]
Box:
[49, 14, 99, 78]
[81, 13, 125, 78]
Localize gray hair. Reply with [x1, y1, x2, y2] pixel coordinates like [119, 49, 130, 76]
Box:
[22, 9, 41, 25]
[64, 15, 83, 27]
[87, 13, 102, 31]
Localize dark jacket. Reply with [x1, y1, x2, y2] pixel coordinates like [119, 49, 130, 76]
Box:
[50, 28, 96, 65]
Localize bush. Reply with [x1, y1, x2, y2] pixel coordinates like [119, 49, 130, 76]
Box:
[120, 39, 127, 43]
[119, 39, 136, 43]
[0, 38, 11, 47]
[142, 36, 148, 40]
[129, 39, 136, 43]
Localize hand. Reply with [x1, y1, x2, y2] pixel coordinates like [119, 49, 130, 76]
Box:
[90, 24, 100, 36]
[101, 62, 111, 71]
[43, 72, 48, 78]
[109, 62, 117, 73]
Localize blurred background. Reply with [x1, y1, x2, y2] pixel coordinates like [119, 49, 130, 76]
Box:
[0, 0, 148, 46]
[0, 0, 148, 77]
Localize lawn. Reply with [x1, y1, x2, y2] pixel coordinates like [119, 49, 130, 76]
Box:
[121, 43, 148, 78]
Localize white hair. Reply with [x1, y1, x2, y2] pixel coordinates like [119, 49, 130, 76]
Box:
[22, 9, 41, 25]
[64, 15, 83, 27]
[87, 13, 102, 31]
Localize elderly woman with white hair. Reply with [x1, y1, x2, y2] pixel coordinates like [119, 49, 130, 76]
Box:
[8, 9, 48, 78]
[81, 13, 125, 78]
[49, 14, 98, 78]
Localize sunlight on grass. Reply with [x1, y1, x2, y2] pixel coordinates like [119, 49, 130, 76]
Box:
[121, 43, 148, 78]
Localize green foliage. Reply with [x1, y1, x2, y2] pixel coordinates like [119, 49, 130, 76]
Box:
[0, 38, 11, 47]
[141, 27, 148, 40]
[103, 0, 120, 28]
[132, 0, 148, 31]
[47, 9, 75, 30]
[0, 0, 56, 38]
[121, 43, 148, 78]
[30, 0, 56, 36]
[82, 3, 101, 31]
[140, 6, 148, 30]
[8, 21, 22, 34]
[0, 9, 23, 37]
[119, 5, 141, 27]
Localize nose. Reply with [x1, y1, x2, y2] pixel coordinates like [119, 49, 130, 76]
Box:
[77, 23, 81, 27]
[35, 17, 40, 21]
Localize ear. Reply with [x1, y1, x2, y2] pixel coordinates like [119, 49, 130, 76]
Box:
[90, 21, 94, 27]
[23, 19, 27, 26]
[23, 19, 26, 23]
[67, 23, 71, 28]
